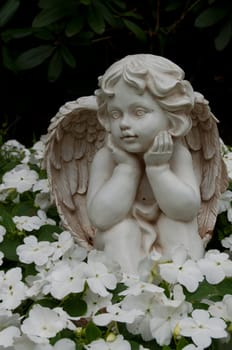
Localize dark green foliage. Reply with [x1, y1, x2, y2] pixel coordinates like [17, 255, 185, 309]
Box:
[1, 0, 231, 78]
[0, 0, 231, 145]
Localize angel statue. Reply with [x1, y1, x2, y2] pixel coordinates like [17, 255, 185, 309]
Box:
[44, 54, 228, 274]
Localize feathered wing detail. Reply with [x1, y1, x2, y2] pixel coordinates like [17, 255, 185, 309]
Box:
[43, 96, 106, 249]
[185, 92, 228, 239]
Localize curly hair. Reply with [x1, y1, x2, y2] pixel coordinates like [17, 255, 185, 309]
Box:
[95, 54, 194, 137]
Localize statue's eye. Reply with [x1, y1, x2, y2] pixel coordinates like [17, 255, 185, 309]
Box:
[110, 110, 121, 119]
[134, 108, 147, 117]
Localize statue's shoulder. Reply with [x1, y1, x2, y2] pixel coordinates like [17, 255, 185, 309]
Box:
[91, 146, 115, 172]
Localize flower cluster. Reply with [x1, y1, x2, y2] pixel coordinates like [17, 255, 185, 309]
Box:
[0, 138, 232, 350]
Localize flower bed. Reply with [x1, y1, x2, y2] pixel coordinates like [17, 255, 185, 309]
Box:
[0, 138, 232, 350]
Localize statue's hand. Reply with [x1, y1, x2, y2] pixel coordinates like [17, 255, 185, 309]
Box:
[144, 131, 173, 166]
[107, 134, 141, 169]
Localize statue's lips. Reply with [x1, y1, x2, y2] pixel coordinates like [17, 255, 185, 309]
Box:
[120, 134, 138, 140]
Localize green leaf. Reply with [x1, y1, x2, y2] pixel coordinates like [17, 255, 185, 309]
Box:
[80, 0, 91, 5]
[122, 11, 142, 20]
[47, 50, 63, 82]
[11, 201, 37, 217]
[34, 29, 55, 41]
[0, 236, 21, 261]
[76, 345, 84, 350]
[0, 0, 20, 27]
[1, 45, 16, 71]
[108, 0, 126, 10]
[195, 7, 227, 28]
[23, 263, 37, 278]
[215, 21, 232, 50]
[62, 295, 87, 317]
[176, 337, 189, 350]
[38, 0, 60, 9]
[37, 224, 62, 242]
[164, 0, 182, 12]
[94, 2, 117, 27]
[185, 278, 232, 304]
[16, 45, 55, 70]
[61, 46, 76, 68]
[122, 19, 147, 41]
[129, 340, 140, 350]
[37, 298, 60, 308]
[65, 16, 84, 37]
[1, 28, 32, 42]
[32, 7, 69, 28]
[85, 322, 102, 342]
[0, 204, 16, 233]
[87, 5, 105, 34]
[74, 31, 94, 44]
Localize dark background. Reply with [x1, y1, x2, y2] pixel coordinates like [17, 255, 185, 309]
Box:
[1, 0, 231, 146]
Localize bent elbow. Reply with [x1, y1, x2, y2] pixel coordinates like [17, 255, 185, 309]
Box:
[87, 202, 114, 231]
[166, 194, 201, 222]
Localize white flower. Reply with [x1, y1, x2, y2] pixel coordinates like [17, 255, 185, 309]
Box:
[85, 249, 122, 279]
[223, 150, 232, 179]
[33, 181, 52, 210]
[13, 210, 55, 232]
[93, 303, 143, 326]
[198, 249, 232, 284]
[51, 231, 74, 261]
[218, 190, 232, 222]
[209, 294, 232, 322]
[17, 236, 54, 266]
[0, 251, 4, 265]
[0, 186, 9, 202]
[120, 285, 191, 345]
[149, 297, 191, 346]
[38, 209, 56, 225]
[12, 334, 53, 350]
[2, 139, 25, 153]
[85, 335, 131, 350]
[179, 309, 227, 348]
[34, 192, 52, 210]
[43, 260, 85, 299]
[25, 267, 50, 298]
[0, 326, 20, 348]
[29, 140, 45, 165]
[120, 291, 165, 341]
[33, 179, 50, 193]
[120, 280, 163, 296]
[53, 338, 76, 350]
[13, 215, 42, 232]
[182, 345, 203, 350]
[218, 190, 232, 213]
[21, 305, 71, 344]
[83, 289, 112, 317]
[83, 250, 117, 297]
[62, 244, 87, 262]
[0, 224, 6, 243]
[2, 164, 38, 193]
[0, 311, 21, 348]
[1, 140, 30, 163]
[0, 267, 27, 309]
[120, 274, 164, 296]
[159, 247, 204, 292]
[221, 234, 232, 251]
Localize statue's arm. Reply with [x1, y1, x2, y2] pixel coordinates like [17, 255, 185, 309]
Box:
[145, 140, 201, 222]
[87, 147, 141, 230]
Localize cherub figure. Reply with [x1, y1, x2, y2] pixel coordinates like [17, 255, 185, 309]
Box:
[44, 54, 228, 274]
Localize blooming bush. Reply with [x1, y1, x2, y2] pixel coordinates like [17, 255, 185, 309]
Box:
[0, 138, 232, 350]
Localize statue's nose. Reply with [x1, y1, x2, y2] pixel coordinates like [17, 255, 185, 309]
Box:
[120, 114, 130, 130]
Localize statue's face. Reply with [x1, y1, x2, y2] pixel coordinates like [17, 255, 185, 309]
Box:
[107, 79, 170, 153]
